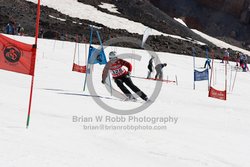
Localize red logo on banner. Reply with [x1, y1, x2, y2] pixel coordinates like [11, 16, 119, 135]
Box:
[209, 87, 226, 100]
[0, 34, 36, 75]
[4, 45, 21, 63]
[72, 63, 86, 73]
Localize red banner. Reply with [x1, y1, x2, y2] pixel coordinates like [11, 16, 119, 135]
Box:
[209, 87, 226, 100]
[0, 34, 36, 75]
[72, 63, 86, 73]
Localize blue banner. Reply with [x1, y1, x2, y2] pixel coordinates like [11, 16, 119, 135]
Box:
[88, 46, 107, 65]
[194, 69, 209, 81]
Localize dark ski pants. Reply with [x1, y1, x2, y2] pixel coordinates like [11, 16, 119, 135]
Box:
[155, 71, 163, 80]
[147, 65, 153, 78]
[204, 61, 211, 69]
[114, 76, 147, 100]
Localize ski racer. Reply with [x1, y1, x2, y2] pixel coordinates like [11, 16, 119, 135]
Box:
[102, 51, 148, 101]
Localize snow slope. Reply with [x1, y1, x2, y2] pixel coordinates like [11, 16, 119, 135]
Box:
[0, 34, 250, 167]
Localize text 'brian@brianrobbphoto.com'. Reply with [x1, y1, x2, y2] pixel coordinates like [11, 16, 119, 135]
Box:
[72, 115, 179, 131]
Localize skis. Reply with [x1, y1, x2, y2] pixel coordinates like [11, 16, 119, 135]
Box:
[104, 82, 147, 103]
[122, 97, 152, 103]
[122, 97, 138, 102]
[147, 77, 176, 83]
[130, 75, 176, 83]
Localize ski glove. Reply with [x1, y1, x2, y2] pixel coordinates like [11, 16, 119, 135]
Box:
[101, 80, 105, 84]
[126, 71, 131, 78]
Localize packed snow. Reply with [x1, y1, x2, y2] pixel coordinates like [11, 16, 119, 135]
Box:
[98, 2, 121, 14]
[0, 34, 250, 167]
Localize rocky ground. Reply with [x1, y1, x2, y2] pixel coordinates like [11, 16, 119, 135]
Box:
[0, 0, 248, 61]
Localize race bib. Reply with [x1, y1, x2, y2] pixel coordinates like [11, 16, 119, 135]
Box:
[111, 68, 125, 77]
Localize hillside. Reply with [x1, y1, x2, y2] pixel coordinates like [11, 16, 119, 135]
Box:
[1, 0, 248, 60]
[150, 0, 250, 51]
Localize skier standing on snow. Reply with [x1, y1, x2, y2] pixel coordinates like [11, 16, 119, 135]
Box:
[17, 24, 24, 36]
[242, 54, 249, 72]
[102, 51, 149, 101]
[239, 53, 244, 67]
[5, 22, 15, 35]
[221, 49, 229, 64]
[155, 63, 167, 80]
[147, 56, 154, 78]
[235, 52, 240, 67]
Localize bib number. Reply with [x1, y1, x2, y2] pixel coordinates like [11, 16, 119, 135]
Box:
[112, 68, 123, 75]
